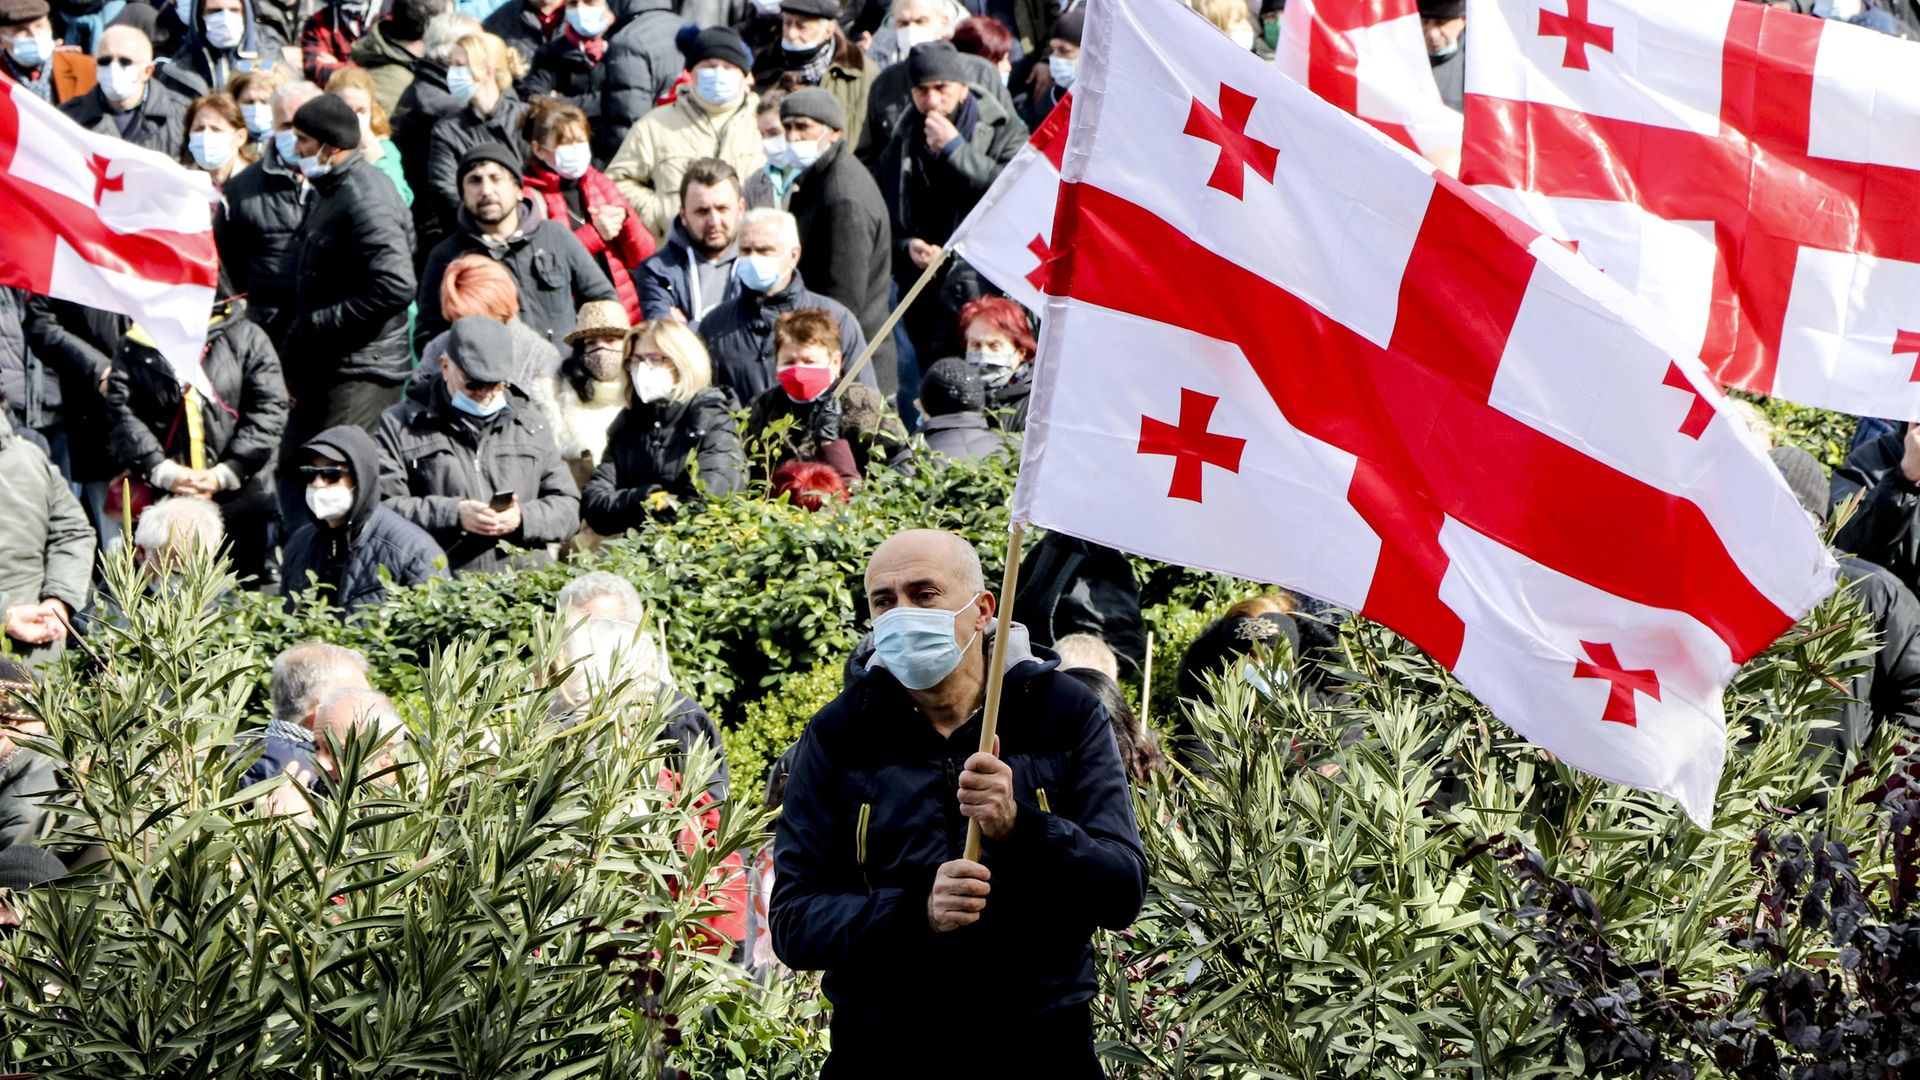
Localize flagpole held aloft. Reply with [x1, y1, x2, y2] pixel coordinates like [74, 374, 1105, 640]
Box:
[963, 518, 1027, 864]
[834, 245, 952, 397]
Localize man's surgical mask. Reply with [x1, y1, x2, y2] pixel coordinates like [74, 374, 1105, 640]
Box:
[552, 141, 592, 179]
[446, 64, 477, 104]
[749, 0, 780, 14]
[306, 485, 354, 522]
[1229, 22, 1255, 50]
[566, 3, 611, 37]
[785, 138, 822, 169]
[98, 60, 143, 101]
[242, 102, 272, 137]
[867, 592, 984, 690]
[451, 390, 508, 418]
[694, 66, 742, 106]
[173, 0, 192, 22]
[297, 151, 332, 178]
[189, 131, 235, 170]
[203, 9, 244, 48]
[273, 128, 298, 164]
[734, 253, 784, 292]
[1047, 55, 1076, 90]
[762, 135, 789, 167]
[8, 31, 52, 68]
[1429, 37, 1461, 60]
[630, 362, 676, 404]
[895, 23, 939, 51]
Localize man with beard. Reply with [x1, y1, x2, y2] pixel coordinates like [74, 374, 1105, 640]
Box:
[414, 142, 616, 351]
[634, 157, 744, 327]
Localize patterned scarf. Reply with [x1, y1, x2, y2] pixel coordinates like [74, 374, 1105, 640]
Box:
[781, 37, 833, 85]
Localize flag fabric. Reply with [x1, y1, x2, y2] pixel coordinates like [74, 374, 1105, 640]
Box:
[944, 92, 1072, 314]
[1461, 0, 1920, 420]
[0, 74, 220, 398]
[1276, 0, 1464, 172]
[1013, 0, 1837, 826]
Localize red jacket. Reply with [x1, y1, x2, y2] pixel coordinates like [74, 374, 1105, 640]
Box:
[523, 164, 655, 323]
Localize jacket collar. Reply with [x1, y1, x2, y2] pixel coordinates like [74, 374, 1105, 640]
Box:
[308, 151, 366, 195]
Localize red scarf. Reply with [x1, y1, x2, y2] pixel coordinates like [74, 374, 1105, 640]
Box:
[522, 164, 652, 321]
[564, 23, 606, 64]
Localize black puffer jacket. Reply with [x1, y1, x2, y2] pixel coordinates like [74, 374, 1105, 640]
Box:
[416, 200, 617, 352]
[1828, 555, 1920, 756]
[423, 92, 529, 240]
[771, 627, 1145, 1027]
[390, 59, 462, 260]
[483, 0, 558, 63]
[281, 424, 445, 615]
[788, 141, 893, 381]
[373, 381, 581, 574]
[22, 297, 127, 482]
[216, 145, 310, 344]
[104, 307, 289, 502]
[60, 80, 191, 157]
[594, 0, 684, 163]
[580, 387, 745, 535]
[696, 270, 876, 403]
[286, 153, 417, 391]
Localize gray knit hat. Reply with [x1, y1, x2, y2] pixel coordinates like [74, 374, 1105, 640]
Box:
[780, 87, 846, 132]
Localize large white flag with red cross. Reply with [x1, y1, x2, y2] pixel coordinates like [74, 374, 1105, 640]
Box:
[0, 73, 220, 398]
[1275, 0, 1463, 173]
[1462, 0, 1920, 420]
[1012, 0, 1838, 826]
[946, 92, 1072, 315]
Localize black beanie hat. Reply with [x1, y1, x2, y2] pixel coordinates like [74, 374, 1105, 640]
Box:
[1417, 0, 1464, 18]
[680, 25, 753, 71]
[292, 94, 361, 152]
[920, 357, 985, 416]
[907, 40, 970, 86]
[457, 141, 522, 185]
[1050, 7, 1084, 45]
[1769, 445, 1829, 525]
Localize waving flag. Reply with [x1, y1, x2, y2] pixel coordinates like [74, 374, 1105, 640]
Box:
[0, 74, 220, 397]
[945, 93, 1071, 314]
[1013, 0, 1836, 825]
[1276, 0, 1463, 172]
[1462, 0, 1920, 419]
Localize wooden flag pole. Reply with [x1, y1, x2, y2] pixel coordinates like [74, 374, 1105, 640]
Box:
[963, 519, 1028, 864]
[835, 245, 953, 397]
[1140, 631, 1154, 727]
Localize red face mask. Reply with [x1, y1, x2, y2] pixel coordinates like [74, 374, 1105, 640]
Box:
[778, 363, 835, 402]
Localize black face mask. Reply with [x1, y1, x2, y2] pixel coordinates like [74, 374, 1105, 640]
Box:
[779, 36, 832, 70]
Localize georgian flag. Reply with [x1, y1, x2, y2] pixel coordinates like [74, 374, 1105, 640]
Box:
[945, 93, 1071, 315]
[0, 74, 220, 397]
[1462, 0, 1920, 420]
[1276, 0, 1464, 173]
[1013, 0, 1836, 826]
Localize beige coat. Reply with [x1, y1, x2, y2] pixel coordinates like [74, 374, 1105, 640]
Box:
[606, 91, 766, 242]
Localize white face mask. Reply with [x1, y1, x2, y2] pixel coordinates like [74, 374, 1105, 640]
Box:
[630, 362, 677, 404]
[99, 60, 144, 102]
[1047, 55, 1076, 90]
[552, 141, 591, 179]
[297, 151, 332, 178]
[306, 484, 354, 522]
[203, 9, 244, 48]
[694, 65, 743, 107]
[785, 138, 822, 169]
[189, 130, 236, 170]
[566, 2, 611, 37]
[1228, 22, 1255, 50]
[174, 0, 192, 22]
[749, 0, 780, 13]
[895, 23, 939, 51]
[761, 135, 788, 166]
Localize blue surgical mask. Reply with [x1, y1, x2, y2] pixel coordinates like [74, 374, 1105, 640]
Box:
[273, 128, 298, 164]
[297, 151, 331, 178]
[868, 593, 985, 690]
[734, 253, 783, 292]
[566, 3, 610, 37]
[1429, 39, 1460, 60]
[446, 64, 477, 105]
[693, 65, 742, 106]
[189, 131, 235, 170]
[451, 390, 507, 418]
[1048, 55, 1076, 90]
[242, 102, 272, 138]
[8, 31, 52, 68]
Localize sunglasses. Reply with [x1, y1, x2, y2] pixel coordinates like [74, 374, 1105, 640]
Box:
[299, 465, 351, 483]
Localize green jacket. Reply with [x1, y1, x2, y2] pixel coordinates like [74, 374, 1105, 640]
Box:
[0, 413, 94, 667]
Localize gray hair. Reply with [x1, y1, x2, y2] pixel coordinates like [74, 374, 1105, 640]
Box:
[739, 207, 801, 252]
[134, 496, 224, 561]
[315, 686, 403, 744]
[270, 80, 322, 112]
[556, 571, 644, 624]
[425, 12, 483, 61]
[270, 643, 370, 726]
[556, 617, 669, 712]
[1054, 633, 1120, 682]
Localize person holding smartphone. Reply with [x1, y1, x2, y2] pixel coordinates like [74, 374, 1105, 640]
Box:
[373, 316, 581, 574]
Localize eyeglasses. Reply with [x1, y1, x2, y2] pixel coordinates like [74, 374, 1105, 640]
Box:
[630, 352, 673, 365]
[299, 466, 351, 483]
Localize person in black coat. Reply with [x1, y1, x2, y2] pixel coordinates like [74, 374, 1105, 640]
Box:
[1832, 422, 1920, 596]
[391, 49, 460, 264]
[580, 317, 745, 536]
[914, 357, 1001, 462]
[1420, 0, 1464, 111]
[153, 0, 281, 99]
[104, 292, 289, 583]
[423, 34, 529, 253]
[771, 529, 1145, 1073]
[22, 297, 128, 528]
[216, 88, 312, 345]
[416, 142, 618, 352]
[779, 88, 893, 394]
[61, 23, 190, 156]
[591, 0, 682, 163]
[281, 424, 444, 615]
[482, 0, 560, 63]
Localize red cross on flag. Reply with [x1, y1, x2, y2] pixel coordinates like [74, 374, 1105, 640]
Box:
[1463, 0, 1920, 420]
[945, 92, 1071, 314]
[1013, 0, 1838, 826]
[0, 74, 220, 398]
[1275, 0, 1464, 174]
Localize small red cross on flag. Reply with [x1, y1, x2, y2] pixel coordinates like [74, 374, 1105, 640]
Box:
[1895, 329, 1920, 382]
[1275, 0, 1463, 172]
[1537, 0, 1615, 70]
[944, 93, 1072, 314]
[1013, 0, 1835, 827]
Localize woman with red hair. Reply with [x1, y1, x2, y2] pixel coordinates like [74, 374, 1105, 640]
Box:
[410, 253, 564, 428]
[956, 296, 1038, 431]
[770, 460, 849, 512]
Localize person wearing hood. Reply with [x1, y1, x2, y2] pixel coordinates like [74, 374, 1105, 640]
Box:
[580, 316, 743, 536]
[154, 0, 282, 99]
[1419, 0, 1464, 111]
[347, 0, 443, 114]
[779, 88, 893, 396]
[635, 155, 742, 325]
[282, 91, 416, 444]
[104, 284, 288, 585]
[697, 206, 878, 403]
[374, 315, 581, 575]
[281, 425, 444, 615]
[877, 42, 1026, 369]
[422, 29, 527, 243]
[605, 25, 763, 241]
[300, 0, 382, 84]
[752, 0, 872, 150]
[61, 22, 190, 154]
[771, 528, 1145, 1074]
[216, 79, 316, 345]
[519, 97, 654, 321]
[0, 0, 97, 105]
[416, 141, 618, 350]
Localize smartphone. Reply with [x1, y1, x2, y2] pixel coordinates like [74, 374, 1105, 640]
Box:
[489, 490, 516, 511]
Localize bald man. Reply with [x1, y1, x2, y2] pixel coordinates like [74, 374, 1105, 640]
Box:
[60, 24, 189, 155]
[770, 528, 1145, 1077]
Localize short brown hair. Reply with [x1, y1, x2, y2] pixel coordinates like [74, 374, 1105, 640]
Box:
[774, 308, 841, 357]
[679, 156, 742, 202]
[522, 95, 590, 149]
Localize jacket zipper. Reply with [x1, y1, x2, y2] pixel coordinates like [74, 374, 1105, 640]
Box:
[855, 801, 872, 894]
[1035, 787, 1051, 814]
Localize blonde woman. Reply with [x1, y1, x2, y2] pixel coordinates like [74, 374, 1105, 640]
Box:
[1192, 0, 1257, 50]
[580, 318, 746, 536]
[424, 30, 529, 229]
[325, 66, 413, 205]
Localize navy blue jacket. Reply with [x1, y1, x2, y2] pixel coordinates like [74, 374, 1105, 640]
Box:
[281, 424, 445, 614]
[770, 630, 1145, 1026]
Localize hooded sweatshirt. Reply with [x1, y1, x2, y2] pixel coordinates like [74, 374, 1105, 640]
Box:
[279, 424, 444, 615]
[157, 0, 280, 98]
